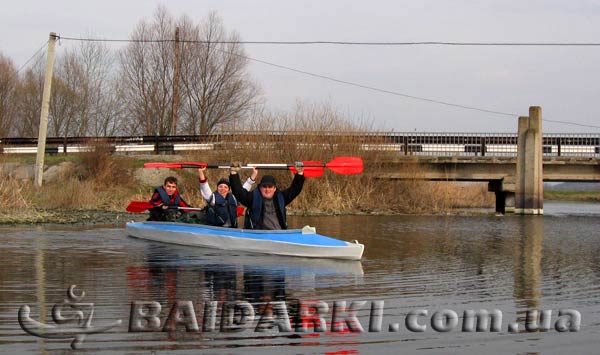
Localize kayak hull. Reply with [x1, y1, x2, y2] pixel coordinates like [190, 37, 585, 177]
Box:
[126, 221, 364, 260]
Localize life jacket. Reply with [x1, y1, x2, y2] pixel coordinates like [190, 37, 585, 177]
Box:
[155, 186, 182, 206]
[148, 186, 182, 221]
[245, 188, 287, 229]
[206, 192, 238, 227]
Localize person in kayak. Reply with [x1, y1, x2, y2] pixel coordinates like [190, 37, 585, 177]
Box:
[148, 176, 191, 221]
[229, 162, 304, 230]
[197, 166, 258, 227]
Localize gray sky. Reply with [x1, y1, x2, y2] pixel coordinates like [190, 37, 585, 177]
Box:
[2, 0, 600, 133]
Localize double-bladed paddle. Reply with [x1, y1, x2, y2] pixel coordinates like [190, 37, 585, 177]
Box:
[143, 156, 363, 178]
[126, 201, 245, 217]
[126, 201, 205, 213]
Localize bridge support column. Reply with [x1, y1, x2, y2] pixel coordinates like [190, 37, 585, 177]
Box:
[501, 191, 515, 214]
[489, 179, 515, 214]
[515, 106, 544, 215]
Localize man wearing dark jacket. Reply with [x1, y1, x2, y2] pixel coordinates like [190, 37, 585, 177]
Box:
[229, 164, 304, 230]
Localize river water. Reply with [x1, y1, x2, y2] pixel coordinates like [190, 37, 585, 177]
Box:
[0, 201, 599, 354]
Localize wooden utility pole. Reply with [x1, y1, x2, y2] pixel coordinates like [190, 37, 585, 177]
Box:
[34, 32, 57, 187]
[171, 27, 181, 135]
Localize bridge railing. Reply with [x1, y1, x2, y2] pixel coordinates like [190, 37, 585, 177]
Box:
[0, 132, 598, 158]
[361, 132, 600, 158]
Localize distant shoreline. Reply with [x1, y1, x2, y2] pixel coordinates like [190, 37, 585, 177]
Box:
[0, 208, 497, 225]
[545, 190, 600, 202]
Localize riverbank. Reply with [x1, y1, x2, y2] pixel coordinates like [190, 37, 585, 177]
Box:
[0, 206, 499, 225]
[0, 209, 137, 225]
[1, 148, 499, 224]
[4, 192, 595, 225]
[3, 148, 599, 224]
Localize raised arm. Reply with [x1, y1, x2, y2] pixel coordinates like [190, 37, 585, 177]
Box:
[198, 167, 212, 201]
[281, 169, 305, 205]
[242, 167, 258, 191]
[230, 164, 254, 207]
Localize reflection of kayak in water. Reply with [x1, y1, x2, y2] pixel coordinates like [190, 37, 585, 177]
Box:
[126, 221, 364, 260]
[126, 241, 364, 299]
[140, 241, 364, 278]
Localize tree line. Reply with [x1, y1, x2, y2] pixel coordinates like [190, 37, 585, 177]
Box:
[0, 7, 260, 138]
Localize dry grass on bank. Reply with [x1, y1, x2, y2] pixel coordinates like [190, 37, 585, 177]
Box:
[0, 177, 47, 222]
[34, 144, 139, 211]
[0, 142, 142, 216]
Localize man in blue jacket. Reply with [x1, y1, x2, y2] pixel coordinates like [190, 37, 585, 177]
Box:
[229, 163, 304, 230]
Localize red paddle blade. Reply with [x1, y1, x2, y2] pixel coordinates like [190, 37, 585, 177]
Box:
[126, 201, 154, 213]
[302, 166, 325, 178]
[290, 161, 324, 178]
[236, 206, 245, 217]
[326, 156, 364, 175]
[144, 162, 207, 169]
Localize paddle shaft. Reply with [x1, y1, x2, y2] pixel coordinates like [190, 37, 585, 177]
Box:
[126, 201, 244, 217]
[170, 163, 306, 169]
[143, 156, 363, 176]
[170, 206, 205, 211]
[126, 200, 202, 213]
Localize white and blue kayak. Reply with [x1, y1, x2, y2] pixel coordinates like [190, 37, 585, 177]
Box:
[126, 221, 364, 260]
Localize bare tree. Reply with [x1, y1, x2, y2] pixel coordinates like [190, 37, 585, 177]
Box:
[90, 78, 126, 136]
[179, 12, 259, 134]
[48, 76, 79, 137]
[119, 5, 176, 135]
[78, 39, 124, 136]
[48, 39, 122, 138]
[119, 7, 260, 136]
[15, 65, 44, 137]
[0, 54, 18, 136]
[49, 51, 84, 137]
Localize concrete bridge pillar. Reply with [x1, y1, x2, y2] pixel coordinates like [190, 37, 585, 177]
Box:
[489, 178, 515, 214]
[496, 190, 516, 214]
[515, 106, 544, 215]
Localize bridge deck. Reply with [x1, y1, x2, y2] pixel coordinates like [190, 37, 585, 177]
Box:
[374, 157, 600, 182]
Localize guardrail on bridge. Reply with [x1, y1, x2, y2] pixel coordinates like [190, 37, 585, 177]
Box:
[1, 132, 598, 158]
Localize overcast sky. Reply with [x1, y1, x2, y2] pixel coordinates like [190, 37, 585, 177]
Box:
[2, 0, 600, 133]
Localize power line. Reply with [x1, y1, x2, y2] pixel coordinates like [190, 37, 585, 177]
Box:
[56, 36, 518, 116]
[16, 40, 48, 73]
[58, 36, 600, 46]
[233, 52, 600, 129]
[240, 53, 519, 117]
[542, 118, 600, 129]
[55, 35, 600, 129]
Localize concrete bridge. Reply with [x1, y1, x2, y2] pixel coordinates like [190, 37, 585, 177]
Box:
[374, 155, 599, 213]
[374, 107, 600, 214]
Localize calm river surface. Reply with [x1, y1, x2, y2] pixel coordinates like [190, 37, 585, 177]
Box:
[1, 201, 599, 354]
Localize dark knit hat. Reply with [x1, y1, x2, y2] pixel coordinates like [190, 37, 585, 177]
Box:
[259, 175, 276, 187]
[216, 178, 230, 187]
